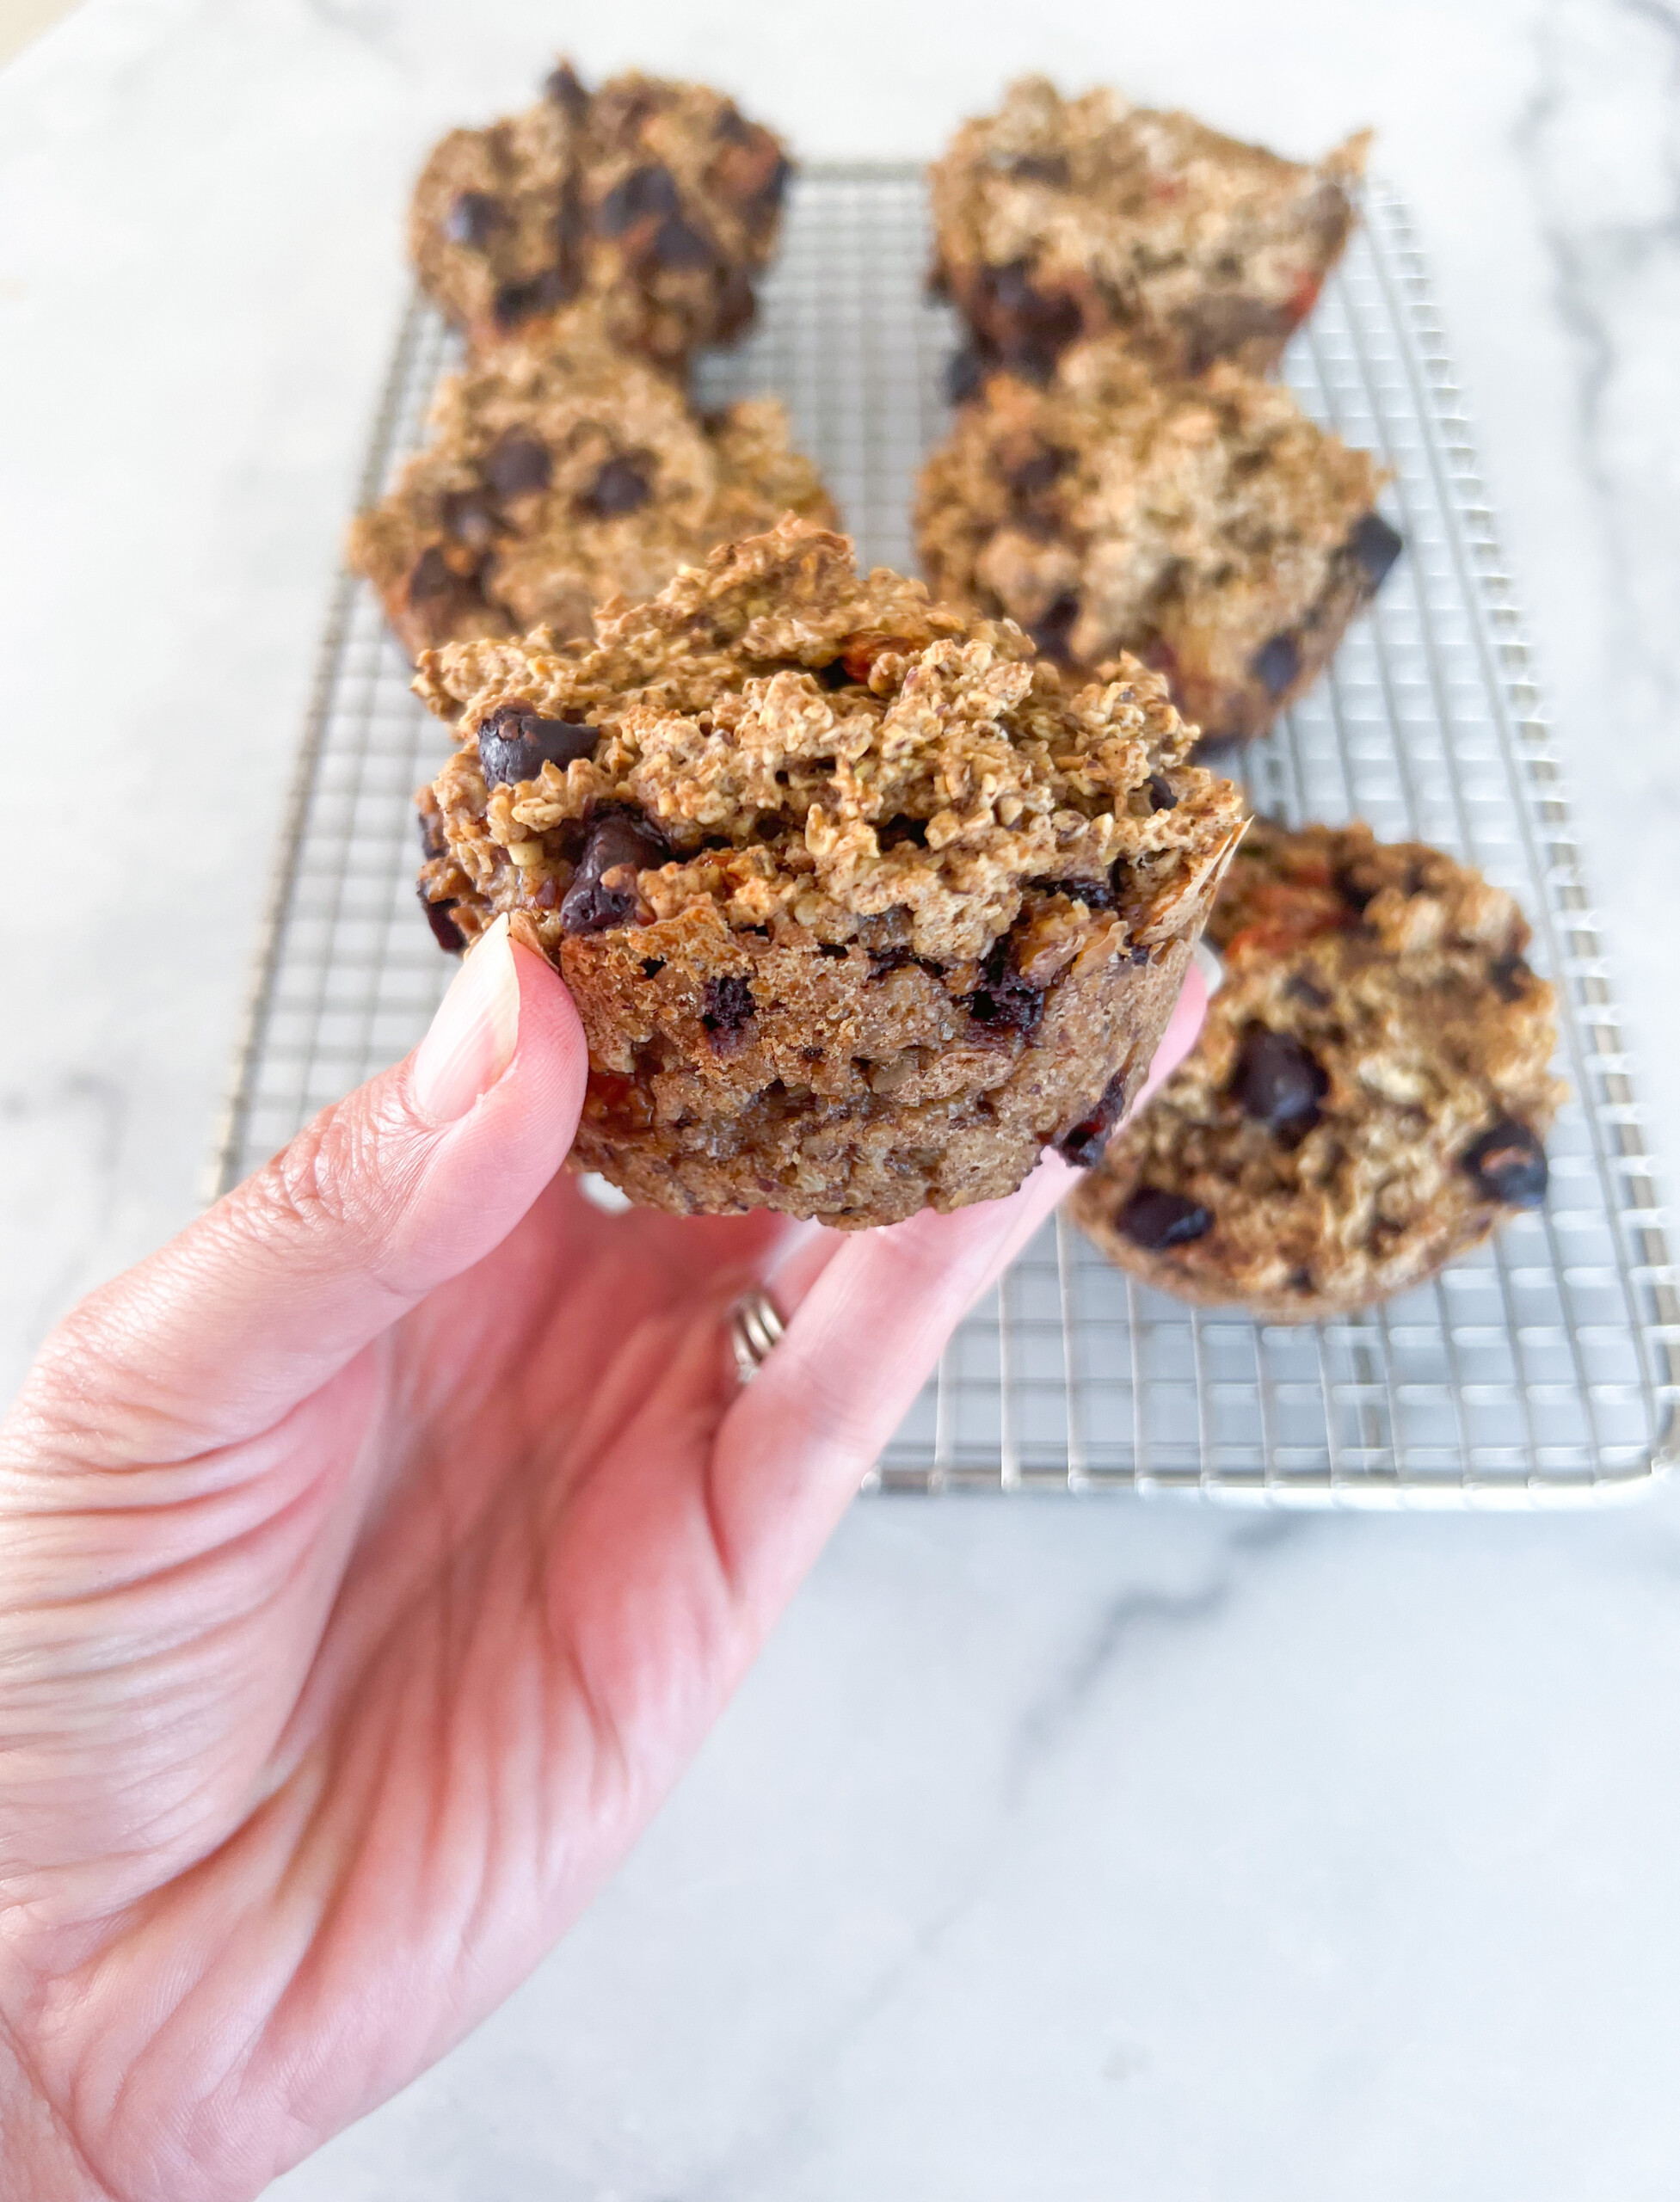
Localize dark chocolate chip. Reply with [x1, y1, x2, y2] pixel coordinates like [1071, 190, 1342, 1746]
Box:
[558, 807, 672, 933]
[491, 267, 577, 326]
[1055, 1069, 1129, 1167]
[1028, 592, 1080, 661]
[1233, 1026, 1328, 1133]
[1462, 1117, 1548, 1209]
[482, 433, 551, 499]
[440, 488, 500, 549]
[945, 344, 991, 404]
[650, 212, 718, 270]
[988, 261, 1083, 347]
[1009, 152, 1070, 185]
[1489, 951, 1534, 1003]
[445, 190, 502, 247]
[713, 264, 757, 341]
[597, 163, 680, 235]
[1052, 876, 1115, 910]
[477, 704, 597, 788]
[409, 544, 456, 602]
[419, 889, 465, 953]
[416, 807, 446, 861]
[1349, 510, 1404, 591]
[1117, 1187, 1214, 1251]
[1148, 772, 1178, 812]
[582, 454, 652, 516]
[1252, 633, 1302, 698]
[544, 60, 590, 118]
[701, 974, 756, 1044]
[964, 938, 1045, 1035]
[1006, 446, 1069, 497]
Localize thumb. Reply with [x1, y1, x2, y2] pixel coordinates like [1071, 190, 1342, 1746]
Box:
[9, 920, 587, 1461]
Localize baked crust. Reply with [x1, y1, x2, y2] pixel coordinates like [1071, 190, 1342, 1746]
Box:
[916, 341, 1395, 739]
[413, 519, 1247, 1225]
[347, 315, 833, 656]
[930, 76, 1368, 384]
[409, 62, 791, 366]
[1070, 820, 1565, 1318]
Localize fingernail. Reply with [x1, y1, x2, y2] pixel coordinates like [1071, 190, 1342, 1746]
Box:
[411, 914, 520, 1123]
[1192, 938, 1226, 996]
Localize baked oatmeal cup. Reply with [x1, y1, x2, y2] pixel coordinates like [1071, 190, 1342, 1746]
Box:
[413, 519, 1246, 1225]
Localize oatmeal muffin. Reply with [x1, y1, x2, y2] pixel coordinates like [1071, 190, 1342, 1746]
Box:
[916, 341, 1400, 739]
[413, 518, 1246, 1226]
[1071, 819, 1563, 1319]
[409, 61, 791, 366]
[347, 315, 834, 656]
[931, 76, 1369, 390]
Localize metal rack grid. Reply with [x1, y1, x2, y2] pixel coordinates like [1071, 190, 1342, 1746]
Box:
[213, 166, 1679, 1505]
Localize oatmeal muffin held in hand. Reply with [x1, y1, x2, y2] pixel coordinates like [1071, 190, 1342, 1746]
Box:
[412, 519, 1247, 1226]
[409, 60, 791, 366]
[1071, 819, 1564, 1319]
[916, 341, 1400, 739]
[930, 75, 1368, 391]
[347, 313, 834, 656]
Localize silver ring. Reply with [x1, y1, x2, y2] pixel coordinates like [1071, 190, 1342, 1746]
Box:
[728, 1289, 785, 1386]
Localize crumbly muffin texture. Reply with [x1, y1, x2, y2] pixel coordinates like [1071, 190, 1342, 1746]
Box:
[1071, 820, 1563, 1319]
[931, 76, 1369, 386]
[347, 317, 833, 656]
[409, 61, 791, 365]
[917, 342, 1399, 739]
[414, 519, 1247, 1225]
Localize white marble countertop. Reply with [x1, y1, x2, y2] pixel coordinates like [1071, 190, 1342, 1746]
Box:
[3, 1, 1679, 2193]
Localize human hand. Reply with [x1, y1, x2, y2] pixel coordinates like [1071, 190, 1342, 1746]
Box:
[0, 922, 1206, 2201]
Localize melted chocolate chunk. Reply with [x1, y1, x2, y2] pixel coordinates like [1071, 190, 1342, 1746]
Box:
[1009, 152, 1071, 185]
[1117, 1186, 1214, 1251]
[1055, 1069, 1129, 1167]
[544, 60, 590, 119]
[409, 544, 458, 601]
[583, 454, 652, 516]
[1148, 772, 1178, 813]
[1006, 446, 1069, 497]
[965, 938, 1045, 1036]
[558, 807, 671, 933]
[445, 190, 502, 248]
[596, 163, 680, 235]
[651, 212, 717, 270]
[1233, 1026, 1328, 1134]
[1490, 951, 1534, 1003]
[440, 488, 499, 549]
[482, 433, 551, 499]
[1349, 510, 1404, 591]
[477, 704, 597, 788]
[1462, 1118, 1548, 1209]
[419, 889, 465, 953]
[1252, 633, 1302, 698]
[1028, 592, 1080, 661]
[945, 344, 991, 404]
[701, 974, 756, 1047]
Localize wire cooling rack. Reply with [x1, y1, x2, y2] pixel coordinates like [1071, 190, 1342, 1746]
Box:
[214, 167, 1678, 1504]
